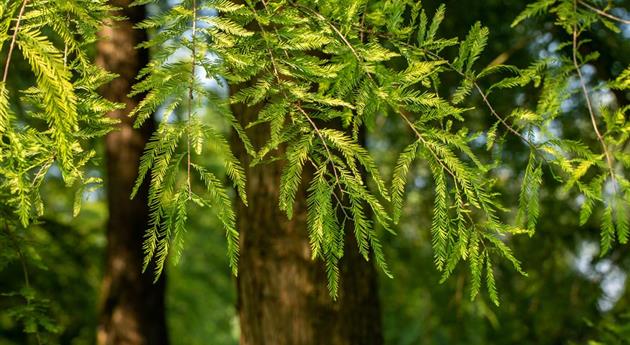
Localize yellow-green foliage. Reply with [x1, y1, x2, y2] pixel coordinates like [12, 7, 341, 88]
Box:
[2, 0, 628, 308]
[0, 0, 120, 337]
[132, 0, 559, 304]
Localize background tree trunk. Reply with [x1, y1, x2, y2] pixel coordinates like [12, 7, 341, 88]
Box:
[95, 2, 168, 345]
[231, 102, 384, 345]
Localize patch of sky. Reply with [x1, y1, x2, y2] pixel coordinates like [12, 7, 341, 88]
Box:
[150, 1, 230, 123]
[573, 240, 627, 312]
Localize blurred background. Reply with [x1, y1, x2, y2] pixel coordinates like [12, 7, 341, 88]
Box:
[1, 0, 629, 344]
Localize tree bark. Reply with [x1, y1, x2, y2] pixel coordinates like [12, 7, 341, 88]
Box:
[96, 2, 168, 345]
[231, 101, 384, 345]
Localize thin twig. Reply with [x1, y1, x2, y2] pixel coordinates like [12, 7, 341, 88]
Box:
[2, 0, 29, 84]
[293, 3, 359, 60]
[473, 84, 527, 141]
[296, 104, 342, 188]
[572, 0, 617, 189]
[186, 0, 197, 199]
[578, 0, 630, 25]
[359, 8, 366, 43]
[307, 157, 352, 222]
[420, 48, 537, 148]
[4, 223, 30, 293]
[396, 108, 457, 180]
[246, 3, 282, 82]
[63, 13, 69, 67]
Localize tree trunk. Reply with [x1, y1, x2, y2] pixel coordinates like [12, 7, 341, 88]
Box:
[95, 2, 168, 345]
[231, 102, 384, 345]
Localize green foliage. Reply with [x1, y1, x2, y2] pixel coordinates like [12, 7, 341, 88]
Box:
[0, 0, 119, 224]
[128, 0, 542, 302]
[0, 0, 118, 340]
[2, 0, 628, 317]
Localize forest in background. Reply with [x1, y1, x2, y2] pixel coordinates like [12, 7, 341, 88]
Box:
[0, 0, 629, 344]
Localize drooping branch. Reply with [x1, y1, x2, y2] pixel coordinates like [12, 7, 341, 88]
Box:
[572, 0, 617, 189]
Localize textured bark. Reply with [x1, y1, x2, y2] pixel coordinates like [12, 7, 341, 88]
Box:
[96, 2, 168, 345]
[232, 101, 384, 345]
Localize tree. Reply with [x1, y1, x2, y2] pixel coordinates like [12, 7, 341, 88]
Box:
[95, 1, 168, 344]
[231, 100, 383, 344]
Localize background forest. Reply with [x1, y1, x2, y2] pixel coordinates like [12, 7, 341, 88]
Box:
[1, 0, 629, 344]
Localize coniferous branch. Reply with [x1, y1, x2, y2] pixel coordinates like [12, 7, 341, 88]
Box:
[222, 0, 534, 301]
[295, 104, 343, 193]
[234, 0, 394, 292]
[511, 0, 629, 255]
[367, 31, 543, 156]
[126, 0, 627, 303]
[129, 0, 249, 277]
[299, 5, 534, 172]
[187, 0, 198, 198]
[282, 3, 531, 302]
[571, 0, 616, 189]
[1, 0, 120, 224]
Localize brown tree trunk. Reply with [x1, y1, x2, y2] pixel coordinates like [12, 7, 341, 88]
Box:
[231, 102, 384, 345]
[95, 2, 168, 345]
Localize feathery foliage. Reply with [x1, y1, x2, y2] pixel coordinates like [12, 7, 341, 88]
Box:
[129, 0, 250, 277]
[3, 0, 628, 309]
[132, 0, 555, 303]
[0, 0, 119, 339]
